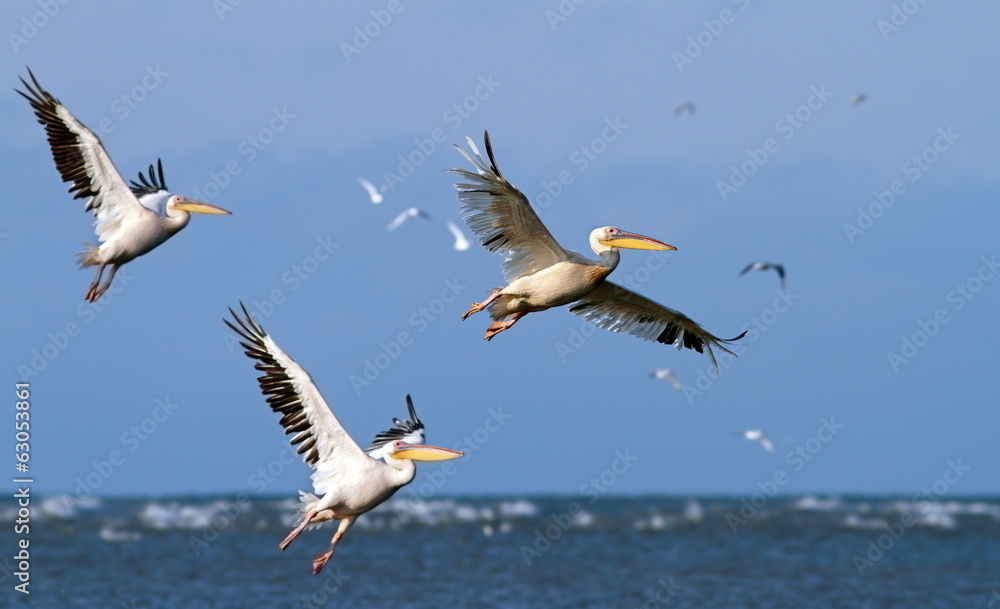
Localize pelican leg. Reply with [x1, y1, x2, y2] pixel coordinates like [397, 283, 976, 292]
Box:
[85, 264, 107, 302]
[312, 518, 354, 575]
[89, 264, 121, 303]
[279, 509, 317, 551]
[462, 289, 503, 320]
[484, 311, 527, 341]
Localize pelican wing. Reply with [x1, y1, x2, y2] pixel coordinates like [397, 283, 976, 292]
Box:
[225, 305, 372, 493]
[17, 69, 146, 243]
[568, 281, 747, 375]
[451, 131, 571, 280]
[365, 395, 426, 459]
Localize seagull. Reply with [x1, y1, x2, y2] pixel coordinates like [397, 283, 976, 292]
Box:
[673, 101, 696, 115]
[850, 94, 867, 107]
[447, 221, 470, 251]
[17, 68, 231, 302]
[739, 261, 786, 287]
[740, 429, 774, 454]
[651, 368, 683, 391]
[387, 207, 431, 231]
[225, 305, 463, 575]
[357, 176, 384, 204]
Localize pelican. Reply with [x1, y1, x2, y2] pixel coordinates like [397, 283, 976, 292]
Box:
[450, 131, 746, 374]
[447, 220, 471, 251]
[225, 305, 462, 575]
[739, 261, 786, 287]
[357, 176, 384, 204]
[17, 69, 231, 302]
[739, 429, 774, 454]
[386, 207, 431, 231]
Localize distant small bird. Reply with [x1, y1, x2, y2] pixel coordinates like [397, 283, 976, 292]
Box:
[447, 221, 470, 251]
[740, 261, 786, 287]
[673, 101, 696, 115]
[740, 429, 774, 454]
[357, 176, 384, 204]
[850, 94, 867, 107]
[651, 368, 683, 391]
[386, 207, 431, 231]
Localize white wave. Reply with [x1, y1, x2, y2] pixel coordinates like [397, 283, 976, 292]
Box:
[99, 525, 141, 542]
[138, 501, 244, 530]
[792, 496, 842, 511]
[842, 514, 888, 530]
[497, 500, 539, 518]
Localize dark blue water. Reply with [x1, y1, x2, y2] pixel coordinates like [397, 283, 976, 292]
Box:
[3, 495, 998, 608]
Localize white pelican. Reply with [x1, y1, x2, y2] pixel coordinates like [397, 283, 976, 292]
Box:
[17, 69, 231, 302]
[451, 131, 746, 374]
[225, 305, 462, 575]
[447, 220, 471, 251]
[357, 176, 384, 204]
[386, 207, 431, 231]
[739, 261, 786, 287]
[651, 368, 683, 391]
[740, 429, 774, 454]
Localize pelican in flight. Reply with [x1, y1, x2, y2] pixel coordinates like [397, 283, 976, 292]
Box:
[17, 69, 231, 302]
[739, 261, 786, 287]
[225, 305, 462, 574]
[451, 131, 746, 373]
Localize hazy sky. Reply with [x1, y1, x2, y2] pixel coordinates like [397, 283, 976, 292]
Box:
[2, 1, 998, 499]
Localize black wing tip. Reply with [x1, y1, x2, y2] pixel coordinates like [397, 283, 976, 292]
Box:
[481, 130, 502, 178]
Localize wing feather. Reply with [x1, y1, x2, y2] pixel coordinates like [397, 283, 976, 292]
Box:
[450, 131, 571, 280]
[568, 282, 747, 375]
[225, 304, 372, 493]
[18, 69, 146, 243]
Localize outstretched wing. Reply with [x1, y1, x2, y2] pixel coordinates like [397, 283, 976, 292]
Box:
[450, 131, 571, 280]
[568, 281, 747, 375]
[225, 304, 373, 494]
[17, 68, 146, 243]
[365, 395, 426, 460]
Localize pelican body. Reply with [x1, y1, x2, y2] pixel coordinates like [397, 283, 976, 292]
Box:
[226, 305, 462, 574]
[17, 69, 231, 302]
[451, 131, 746, 373]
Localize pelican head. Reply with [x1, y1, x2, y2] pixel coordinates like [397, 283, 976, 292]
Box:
[590, 226, 676, 254]
[168, 195, 232, 215]
[385, 440, 463, 462]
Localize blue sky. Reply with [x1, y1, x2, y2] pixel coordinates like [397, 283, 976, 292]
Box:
[2, 1, 998, 499]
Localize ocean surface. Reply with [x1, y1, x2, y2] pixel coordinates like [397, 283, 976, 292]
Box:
[2, 494, 997, 608]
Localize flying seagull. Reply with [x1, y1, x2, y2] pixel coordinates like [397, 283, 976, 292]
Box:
[651, 368, 683, 391]
[357, 176, 384, 204]
[740, 261, 786, 287]
[447, 220, 470, 251]
[387, 207, 431, 231]
[740, 429, 774, 454]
